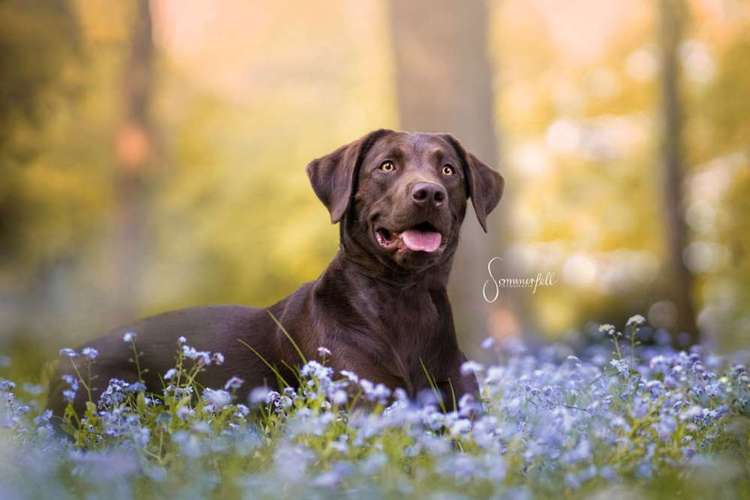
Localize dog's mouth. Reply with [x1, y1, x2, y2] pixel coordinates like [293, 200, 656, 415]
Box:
[374, 221, 443, 253]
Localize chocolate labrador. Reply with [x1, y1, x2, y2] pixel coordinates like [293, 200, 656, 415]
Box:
[47, 129, 504, 417]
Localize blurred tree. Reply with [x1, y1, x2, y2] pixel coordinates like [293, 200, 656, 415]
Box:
[111, 0, 157, 322]
[0, 0, 79, 260]
[658, 0, 699, 343]
[698, 21, 750, 349]
[388, 0, 519, 351]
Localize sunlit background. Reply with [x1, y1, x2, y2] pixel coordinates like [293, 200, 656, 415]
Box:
[1, 0, 749, 380]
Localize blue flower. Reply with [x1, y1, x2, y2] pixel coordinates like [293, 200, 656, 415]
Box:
[81, 347, 98, 360]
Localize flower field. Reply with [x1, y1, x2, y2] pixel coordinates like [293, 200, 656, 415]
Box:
[1, 317, 749, 499]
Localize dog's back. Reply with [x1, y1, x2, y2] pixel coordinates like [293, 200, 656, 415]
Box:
[47, 305, 280, 418]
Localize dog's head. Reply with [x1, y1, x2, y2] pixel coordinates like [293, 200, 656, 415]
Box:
[307, 129, 504, 272]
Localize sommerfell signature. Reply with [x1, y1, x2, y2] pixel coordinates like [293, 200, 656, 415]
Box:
[482, 256, 557, 303]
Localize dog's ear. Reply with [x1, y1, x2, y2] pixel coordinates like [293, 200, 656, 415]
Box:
[306, 129, 391, 223]
[442, 134, 504, 233]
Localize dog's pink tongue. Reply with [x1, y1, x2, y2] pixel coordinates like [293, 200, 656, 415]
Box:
[400, 230, 442, 252]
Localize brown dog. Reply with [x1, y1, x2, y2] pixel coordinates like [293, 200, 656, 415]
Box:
[47, 129, 504, 417]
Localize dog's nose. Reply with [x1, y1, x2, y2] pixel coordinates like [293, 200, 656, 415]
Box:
[411, 182, 447, 207]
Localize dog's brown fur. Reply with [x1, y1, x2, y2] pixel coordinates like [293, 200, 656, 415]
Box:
[47, 129, 504, 418]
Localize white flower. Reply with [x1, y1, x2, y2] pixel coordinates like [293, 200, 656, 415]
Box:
[340, 370, 359, 383]
[235, 404, 249, 417]
[598, 324, 616, 335]
[372, 383, 391, 401]
[264, 390, 281, 405]
[203, 388, 232, 410]
[301, 360, 332, 381]
[191, 421, 210, 433]
[331, 389, 348, 405]
[81, 347, 98, 360]
[177, 336, 186, 344]
[393, 388, 409, 402]
[681, 405, 703, 421]
[566, 355, 581, 366]
[182, 346, 211, 365]
[62, 389, 77, 402]
[458, 393, 478, 413]
[122, 332, 136, 343]
[247, 386, 271, 405]
[450, 418, 472, 436]
[610, 358, 630, 376]
[176, 406, 194, 420]
[360, 379, 374, 395]
[461, 361, 484, 375]
[317, 346, 332, 357]
[480, 337, 496, 350]
[163, 368, 177, 381]
[59, 348, 77, 358]
[626, 314, 647, 328]
[224, 376, 244, 391]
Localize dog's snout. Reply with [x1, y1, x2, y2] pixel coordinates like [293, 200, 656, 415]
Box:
[411, 182, 446, 207]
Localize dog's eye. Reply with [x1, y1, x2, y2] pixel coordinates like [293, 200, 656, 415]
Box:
[379, 160, 396, 173]
[442, 165, 456, 176]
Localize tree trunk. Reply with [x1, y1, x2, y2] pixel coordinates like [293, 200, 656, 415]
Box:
[111, 0, 155, 322]
[657, 0, 699, 344]
[388, 0, 517, 352]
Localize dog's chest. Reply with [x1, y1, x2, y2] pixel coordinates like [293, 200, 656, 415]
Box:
[368, 290, 444, 377]
[373, 288, 439, 334]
